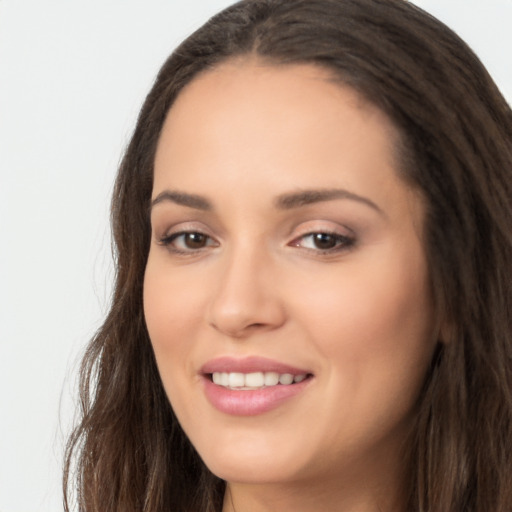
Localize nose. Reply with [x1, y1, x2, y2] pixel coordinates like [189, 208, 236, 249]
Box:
[206, 245, 286, 339]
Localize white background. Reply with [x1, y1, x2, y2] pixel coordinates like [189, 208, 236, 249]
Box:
[0, 1, 510, 511]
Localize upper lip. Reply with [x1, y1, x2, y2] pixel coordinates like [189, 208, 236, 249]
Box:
[200, 356, 311, 376]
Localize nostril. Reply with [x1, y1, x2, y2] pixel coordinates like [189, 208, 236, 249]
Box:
[248, 322, 265, 329]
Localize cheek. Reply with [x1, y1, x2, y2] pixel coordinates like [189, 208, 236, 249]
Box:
[295, 248, 435, 395]
[143, 259, 204, 384]
[292, 260, 435, 455]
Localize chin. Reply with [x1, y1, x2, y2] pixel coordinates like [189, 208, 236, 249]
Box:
[190, 425, 318, 485]
[206, 454, 301, 485]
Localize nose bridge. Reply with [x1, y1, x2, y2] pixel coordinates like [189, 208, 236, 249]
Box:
[207, 237, 285, 337]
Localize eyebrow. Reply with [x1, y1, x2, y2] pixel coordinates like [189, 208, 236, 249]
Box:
[275, 188, 384, 215]
[150, 190, 212, 211]
[150, 187, 383, 215]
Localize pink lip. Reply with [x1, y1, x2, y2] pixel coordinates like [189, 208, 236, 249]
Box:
[200, 356, 309, 375]
[200, 356, 313, 416]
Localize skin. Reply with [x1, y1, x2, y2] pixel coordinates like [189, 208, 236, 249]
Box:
[144, 60, 438, 512]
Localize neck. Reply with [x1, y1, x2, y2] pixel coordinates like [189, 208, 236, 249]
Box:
[220, 412, 415, 512]
[222, 459, 407, 512]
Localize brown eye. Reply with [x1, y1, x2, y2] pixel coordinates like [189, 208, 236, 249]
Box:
[312, 233, 338, 250]
[160, 231, 217, 253]
[290, 231, 356, 254]
[183, 232, 208, 249]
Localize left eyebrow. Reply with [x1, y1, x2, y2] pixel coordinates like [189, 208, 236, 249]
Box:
[274, 188, 384, 216]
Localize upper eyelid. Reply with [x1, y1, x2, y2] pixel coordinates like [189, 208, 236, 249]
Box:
[149, 206, 218, 237]
[155, 220, 216, 238]
[153, 218, 356, 243]
[288, 221, 355, 238]
[292, 229, 352, 239]
[290, 231, 355, 245]
[158, 231, 353, 257]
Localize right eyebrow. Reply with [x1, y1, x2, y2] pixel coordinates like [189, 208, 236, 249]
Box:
[150, 190, 213, 212]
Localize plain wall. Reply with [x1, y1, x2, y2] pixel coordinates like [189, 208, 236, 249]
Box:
[0, 1, 510, 510]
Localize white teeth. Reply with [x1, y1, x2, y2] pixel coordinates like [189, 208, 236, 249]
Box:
[211, 371, 308, 389]
[245, 372, 265, 387]
[278, 373, 294, 385]
[264, 372, 279, 386]
[228, 372, 245, 388]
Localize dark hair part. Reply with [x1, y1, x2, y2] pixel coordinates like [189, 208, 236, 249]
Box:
[64, 1, 512, 510]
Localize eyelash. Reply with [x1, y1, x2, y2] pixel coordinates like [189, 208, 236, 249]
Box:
[158, 230, 355, 256]
[290, 231, 356, 254]
[158, 231, 218, 254]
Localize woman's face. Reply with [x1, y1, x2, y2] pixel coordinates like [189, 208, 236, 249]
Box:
[144, 61, 437, 491]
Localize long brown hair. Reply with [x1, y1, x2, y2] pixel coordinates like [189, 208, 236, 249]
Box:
[64, 1, 512, 510]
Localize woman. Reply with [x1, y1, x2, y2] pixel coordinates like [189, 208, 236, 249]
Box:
[64, 0, 512, 511]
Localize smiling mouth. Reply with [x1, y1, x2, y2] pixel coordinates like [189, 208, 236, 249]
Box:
[208, 371, 313, 390]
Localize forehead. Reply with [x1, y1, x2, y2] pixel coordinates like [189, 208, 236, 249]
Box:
[164, 59, 392, 134]
[152, 60, 422, 230]
[156, 59, 401, 173]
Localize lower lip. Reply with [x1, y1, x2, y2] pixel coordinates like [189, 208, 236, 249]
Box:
[202, 376, 312, 416]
